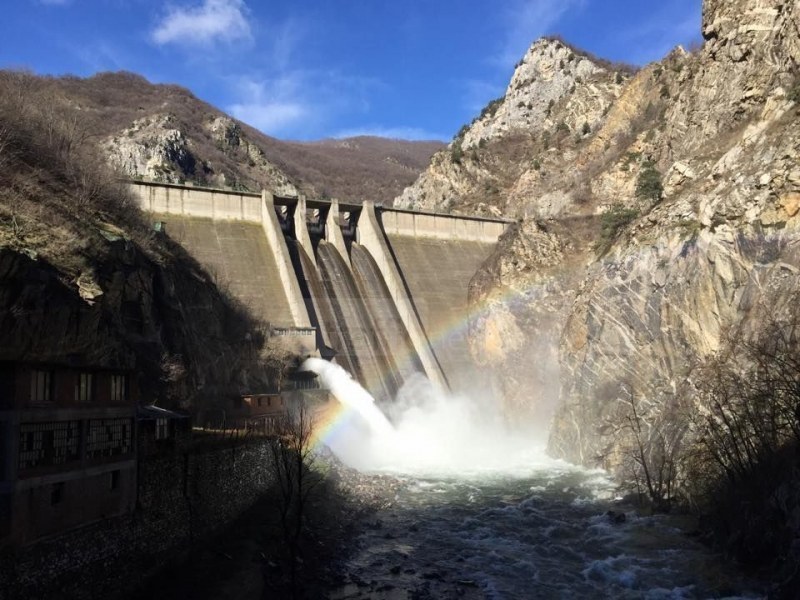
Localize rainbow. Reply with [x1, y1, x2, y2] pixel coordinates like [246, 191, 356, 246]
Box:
[309, 397, 357, 450]
[307, 283, 536, 451]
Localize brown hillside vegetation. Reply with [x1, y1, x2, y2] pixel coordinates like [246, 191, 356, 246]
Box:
[0, 70, 443, 204]
[0, 70, 274, 408]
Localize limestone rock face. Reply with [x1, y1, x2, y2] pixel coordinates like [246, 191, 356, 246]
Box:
[399, 0, 800, 472]
[105, 114, 196, 183]
[662, 0, 800, 159]
[394, 38, 628, 215]
[468, 220, 577, 427]
[462, 39, 608, 147]
[104, 113, 299, 196]
[204, 116, 298, 196]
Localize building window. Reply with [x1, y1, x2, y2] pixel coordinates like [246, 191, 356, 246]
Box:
[51, 482, 64, 505]
[86, 418, 133, 459]
[19, 421, 81, 470]
[110, 374, 127, 403]
[30, 370, 52, 404]
[109, 470, 120, 491]
[155, 418, 169, 440]
[75, 373, 93, 403]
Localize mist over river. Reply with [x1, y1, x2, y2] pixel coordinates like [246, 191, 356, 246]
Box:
[304, 360, 765, 599]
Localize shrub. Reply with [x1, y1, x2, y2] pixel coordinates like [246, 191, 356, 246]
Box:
[582, 122, 591, 135]
[556, 121, 570, 133]
[451, 141, 464, 164]
[597, 204, 638, 252]
[478, 96, 505, 121]
[615, 72, 624, 85]
[788, 81, 800, 104]
[635, 161, 663, 204]
[689, 317, 800, 568]
[606, 387, 685, 512]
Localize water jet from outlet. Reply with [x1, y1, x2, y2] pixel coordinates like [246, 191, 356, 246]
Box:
[302, 358, 547, 476]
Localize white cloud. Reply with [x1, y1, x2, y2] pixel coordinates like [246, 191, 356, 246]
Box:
[228, 74, 311, 136]
[332, 126, 447, 142]
[230, 100, 308, 134]
[227, 70, 383, 139]
[151, 0, 251, 47]
[496, 0, 584, 66]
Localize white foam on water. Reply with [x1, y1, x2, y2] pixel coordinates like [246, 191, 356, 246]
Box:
[302, 359, 568, 477]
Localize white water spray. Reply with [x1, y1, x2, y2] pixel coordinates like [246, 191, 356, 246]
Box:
[302, 358, 551, 476]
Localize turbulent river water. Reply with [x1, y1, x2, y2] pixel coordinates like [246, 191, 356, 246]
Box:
[328, 456, 763, 599]
[303, 359, 764, 600]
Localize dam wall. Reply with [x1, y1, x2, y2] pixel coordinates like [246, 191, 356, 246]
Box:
[129, 181, 510, 394]
[149, 215, 295, 327]
[379, 208, 507, 242]
[129, 181, 310, 331]
[130, 180, 262, 222]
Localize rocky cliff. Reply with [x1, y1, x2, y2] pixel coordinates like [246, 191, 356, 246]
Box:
[400, 0, 800, 473]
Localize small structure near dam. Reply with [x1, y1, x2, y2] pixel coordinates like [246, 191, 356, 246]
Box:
[129, 180, 510, 400]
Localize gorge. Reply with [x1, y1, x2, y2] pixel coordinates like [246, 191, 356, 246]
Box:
[1, 0, 800, 596]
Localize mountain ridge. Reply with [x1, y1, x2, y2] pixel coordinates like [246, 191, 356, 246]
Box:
[4, 69, 443, 205]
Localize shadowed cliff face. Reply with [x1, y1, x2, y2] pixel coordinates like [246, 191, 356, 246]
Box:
[0, 240, 271, 409]
[396, 0, 800, 471]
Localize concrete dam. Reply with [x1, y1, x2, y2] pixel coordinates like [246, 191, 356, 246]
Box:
[129, 181, 510, 401]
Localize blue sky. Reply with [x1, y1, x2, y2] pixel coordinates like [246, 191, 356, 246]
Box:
[1, 0, 702, 141]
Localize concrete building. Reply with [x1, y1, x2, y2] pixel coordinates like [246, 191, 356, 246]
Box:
[0, 361, 137, 546]
[137, 404, 191, 457]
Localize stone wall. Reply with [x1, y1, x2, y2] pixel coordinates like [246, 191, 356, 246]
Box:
[0, 438, 277, 600]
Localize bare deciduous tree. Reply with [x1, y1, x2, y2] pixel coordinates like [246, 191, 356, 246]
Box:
[269, 398, 323, 598]
[691, 315, 800, 484]
[603, 384, 685, 512]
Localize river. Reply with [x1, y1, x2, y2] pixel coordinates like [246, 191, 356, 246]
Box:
[327, 457, 763, 599]
[303, 359, 765, 599]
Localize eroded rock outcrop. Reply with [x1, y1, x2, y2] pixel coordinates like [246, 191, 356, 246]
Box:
[104, 113, 299, 195]
[105, 114, 197, 183]
[394, 38, 629, 215]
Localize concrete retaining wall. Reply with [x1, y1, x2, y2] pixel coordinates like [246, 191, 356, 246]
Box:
[0, 439, 277, 600]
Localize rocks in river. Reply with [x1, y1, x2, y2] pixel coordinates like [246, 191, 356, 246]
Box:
[606, 510, 627, 524]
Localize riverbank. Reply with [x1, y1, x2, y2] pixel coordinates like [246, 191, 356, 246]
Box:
[129, 455, 405, 600]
